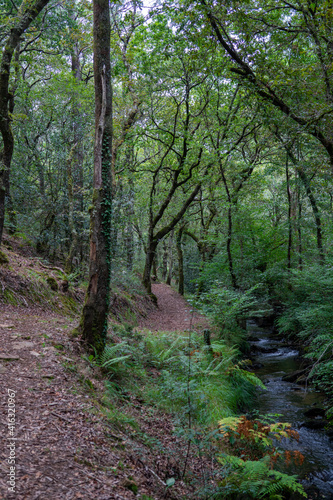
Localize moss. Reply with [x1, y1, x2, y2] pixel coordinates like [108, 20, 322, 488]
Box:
[46, 276, 58, 291]
[60, 294, 79, 314]
[3, 289, 18, 305]
[70, 326, 81, 338]
[0, 250, 9, 265]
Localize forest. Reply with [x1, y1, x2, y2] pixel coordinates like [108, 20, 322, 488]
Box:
[1, 0, 333, 498]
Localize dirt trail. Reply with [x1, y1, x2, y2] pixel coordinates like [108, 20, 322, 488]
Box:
[137, 283, 209, 332]
[0, 306, 131, 500]
[0, 284, 211, 499]
[0, 306, 194, 500]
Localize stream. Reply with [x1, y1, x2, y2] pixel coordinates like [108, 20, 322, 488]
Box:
[248, 319, 333, 499]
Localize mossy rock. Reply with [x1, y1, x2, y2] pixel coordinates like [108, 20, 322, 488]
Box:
[0, 250, 9, 265]
[46, 276, 58, 291]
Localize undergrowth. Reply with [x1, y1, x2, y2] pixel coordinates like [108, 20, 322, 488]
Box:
[89, 318, 306, 499]
[277, 264, 333, 403]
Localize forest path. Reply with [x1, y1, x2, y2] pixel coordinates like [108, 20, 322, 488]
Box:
[0, 283, 210, 499]
[0, 305, 127, 499]
[0, 304, 191, 500]
[137, 283, 209, 332]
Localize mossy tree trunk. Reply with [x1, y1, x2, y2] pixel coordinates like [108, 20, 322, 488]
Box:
[79, 0, 112, 356]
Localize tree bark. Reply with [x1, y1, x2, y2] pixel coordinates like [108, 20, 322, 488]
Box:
[166, 230, 174, 285]
[279, 137, 324, 264]
[219, 161, 238, 289]
[124, 176, 135, 271]
[162, 239, 168, 281]
[142, 231, 157, 295]
[142, 178, 205, 294]
[78, 0, 112, 355]
[176, 225, 185, 295]
[297, 193, 303, 270]
[65, 143, 79, 274]
[286, 155, 292, 271]
[65, 38, 85, 273]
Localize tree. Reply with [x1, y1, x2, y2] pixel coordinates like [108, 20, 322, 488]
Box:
[197, 0, 333, 168]
[0, 0, 51, 246]
[78, 0, 112, 355]
[140, 70, 210, 294]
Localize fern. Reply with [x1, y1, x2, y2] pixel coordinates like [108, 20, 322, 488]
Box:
[99, 342, 132, 375]
[216, 454, 306, 499]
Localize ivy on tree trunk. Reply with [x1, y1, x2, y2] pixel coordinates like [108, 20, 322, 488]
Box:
[78, 0, 112, 356]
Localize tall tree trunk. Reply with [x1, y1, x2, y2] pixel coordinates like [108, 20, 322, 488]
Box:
[277, 134, 324, 264]
[142, 233, 157, 296]
[226, 202, 237, 289]
[5, 45, 20, 236]
[286, 155, 292, 271]
[297, 199, 303, 270]
[66, 40, 85, 273]
[176, 225, 185, 295]
[166, 230, 174, 285]
[152, 252, 158, 277]
[162, 239, 168, 281]
[79, 0, 112, 355]
[65, 144, 79, 273]
[219, 160, 237, 289]
[124, 177, 135, 271]
[288, 157, 323, 263]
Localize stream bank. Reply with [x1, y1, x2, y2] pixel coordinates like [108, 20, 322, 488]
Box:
[248, 319, 333, 499]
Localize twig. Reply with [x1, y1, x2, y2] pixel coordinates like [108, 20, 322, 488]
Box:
[137, 459, 166, 486]
[51, 411, 72, 423]
[73, 465, 103, 483]
[38, 261, 66, 275]
[145, 466, 166, 486]
[51, 421, 62, 433]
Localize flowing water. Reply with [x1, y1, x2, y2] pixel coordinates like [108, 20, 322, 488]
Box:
[248, 319, 333, 499]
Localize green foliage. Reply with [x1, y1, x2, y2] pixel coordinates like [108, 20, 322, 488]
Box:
[143, 330, 263, 425]
[215, 454, 306, 499]
[215, 414, 306, 499]
[198, 283, 262, 346]
[99, 341, 133, 378]
[278, 263, 333, 396]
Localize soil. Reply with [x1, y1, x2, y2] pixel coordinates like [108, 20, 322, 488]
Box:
[137, 284, 209, 332]
[0, 245, 213, 500]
